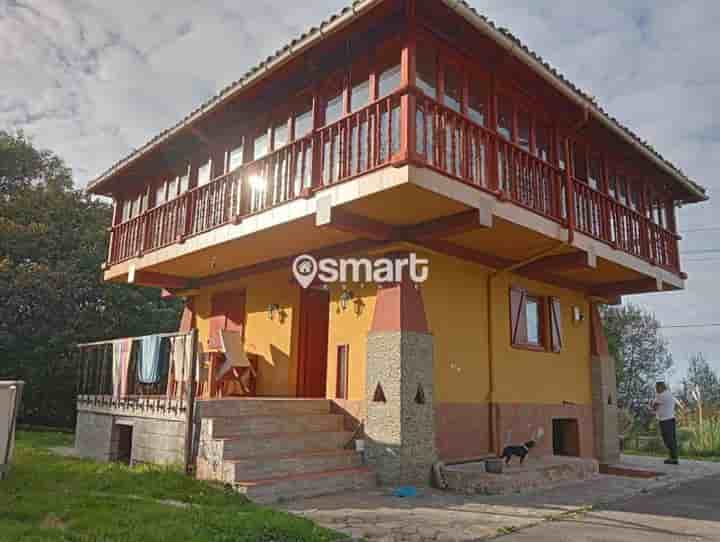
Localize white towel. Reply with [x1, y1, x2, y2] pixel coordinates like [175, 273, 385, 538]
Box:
[171, 335, 194, 383]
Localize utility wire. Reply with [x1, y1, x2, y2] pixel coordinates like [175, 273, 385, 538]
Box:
[680, 227, 720, 234]
[681, 249, 720, 255]
[660, 324, 720, 329]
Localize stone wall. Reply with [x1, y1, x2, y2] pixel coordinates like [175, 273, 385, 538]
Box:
[592, 354, 621, 464]
[365, 331, 437, 485]
[75, 405, 186, 466]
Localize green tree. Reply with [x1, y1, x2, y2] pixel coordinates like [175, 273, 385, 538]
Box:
[679, 353, 720, 410]
[602, 304, 673, 426]
[0, 131, 182, 427]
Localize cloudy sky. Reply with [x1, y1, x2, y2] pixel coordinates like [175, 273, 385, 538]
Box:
[2, 0, 719, 382]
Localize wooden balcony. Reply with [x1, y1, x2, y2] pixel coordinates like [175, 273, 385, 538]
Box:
[106, 89, 681, 279]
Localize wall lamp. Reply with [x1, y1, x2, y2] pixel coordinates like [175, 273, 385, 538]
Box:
[268, 303, 281, 320]
[339, 289, 355, 312]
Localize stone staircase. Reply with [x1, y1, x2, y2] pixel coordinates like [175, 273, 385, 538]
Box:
[195, 399, 375, 503]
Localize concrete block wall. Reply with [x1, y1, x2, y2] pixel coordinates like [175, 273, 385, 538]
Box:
[75, 408, 186, 466]
[75, 411, 116, 462]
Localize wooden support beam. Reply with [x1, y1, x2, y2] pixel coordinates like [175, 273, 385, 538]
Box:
[131, 271, 191, 290]
[400, 209, 493, 241]
[414, 239, 511, 270]
[319, 208, 395, 241]
[589, 278, 662, 299]
[517, 251, 597, 275]
[197, 238, 390, 288]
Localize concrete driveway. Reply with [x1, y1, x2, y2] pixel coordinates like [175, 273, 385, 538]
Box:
[286, 456, 720, 541]
[498, 474, 720, 541]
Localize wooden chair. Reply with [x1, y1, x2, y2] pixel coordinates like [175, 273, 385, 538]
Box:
[216, 330, 257, 397]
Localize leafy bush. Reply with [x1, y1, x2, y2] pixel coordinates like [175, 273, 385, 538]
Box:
[681, 417, 720, 458]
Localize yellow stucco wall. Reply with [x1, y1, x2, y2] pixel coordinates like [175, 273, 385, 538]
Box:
[192, 251, 592, 405]
[488, 272, 592, 405]
[194, 270, 300, 397]
[325, 282, 377, 401]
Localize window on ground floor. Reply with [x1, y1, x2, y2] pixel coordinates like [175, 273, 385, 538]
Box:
[510, 287, 564, 352]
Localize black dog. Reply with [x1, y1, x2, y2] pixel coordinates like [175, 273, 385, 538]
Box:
[501, 440, 536, 464]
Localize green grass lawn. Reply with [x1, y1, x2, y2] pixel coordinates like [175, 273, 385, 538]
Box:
[0, 431, 342, 542]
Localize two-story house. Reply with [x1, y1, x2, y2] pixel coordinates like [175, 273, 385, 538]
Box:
[75, 0, 707, 502]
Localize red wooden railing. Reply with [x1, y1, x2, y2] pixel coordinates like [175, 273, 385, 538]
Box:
[107, 90, 681, 276]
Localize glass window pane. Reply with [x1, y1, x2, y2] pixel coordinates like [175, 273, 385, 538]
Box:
[573, 143, 588, 181]
[618, 176, 628, 205]
[122, 200, 131, 222]
[133, 194, 142, 218]
[156, 183, 166, 206]
[557, 139, 566, 170]
[325, 92, 344, 126]
[273, 120, 289, 150]
[294, 97, 314, 138]
[589, 156, 602, 190]
[351, 72, 370, 112]
[629, 182, 640, 211]
[536, 122, 550, 161]
[468, 78, 486, 126]
[197, 160, 212, 186]
[526, 298, 541, 346]
[378, 62, 401, 99]
[497, 95, 513, 140]
[179, 170, 189, 194]
[518, 111, 531, 150]
[608, 172, 617, 199]
[167, 177, 178, 199]
[254, 132, 269, 160]
[228, 145, 244, 172]
[416, 44, 437, 99]
[444, 65, 462, 112]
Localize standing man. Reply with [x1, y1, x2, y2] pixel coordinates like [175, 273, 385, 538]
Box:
[652, 382, 679, 465]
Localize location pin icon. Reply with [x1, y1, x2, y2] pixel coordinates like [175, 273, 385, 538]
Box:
[293, 255, 319, 289]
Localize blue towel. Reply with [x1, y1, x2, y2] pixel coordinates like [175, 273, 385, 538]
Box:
[138, 335, 163, 384]
[393, 486, 417, 498]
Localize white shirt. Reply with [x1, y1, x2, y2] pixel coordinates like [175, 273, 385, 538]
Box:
[654, 390, 675, 421]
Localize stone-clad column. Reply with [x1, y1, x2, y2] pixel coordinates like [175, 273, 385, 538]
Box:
[590, 304, 621, 465]
[365, 260, 437, 485]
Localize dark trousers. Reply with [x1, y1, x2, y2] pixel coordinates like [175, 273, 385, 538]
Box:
[659, 418, 678, 460]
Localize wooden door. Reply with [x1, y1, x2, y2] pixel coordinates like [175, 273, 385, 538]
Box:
[297, 288, 330, 398]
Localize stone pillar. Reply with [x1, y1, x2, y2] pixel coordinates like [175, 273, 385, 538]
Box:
[365, 262, 437, 485]
[590, 304, 621, 465]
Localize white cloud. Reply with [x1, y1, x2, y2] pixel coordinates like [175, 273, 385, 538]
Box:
[2, 0, 719, 382]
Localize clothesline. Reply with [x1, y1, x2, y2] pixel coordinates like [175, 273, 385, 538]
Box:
[76, 331, 193, 349]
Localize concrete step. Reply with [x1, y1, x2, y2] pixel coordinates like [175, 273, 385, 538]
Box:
[195, 398, 331, 418]
[207, 414, 345, 439]
[235, 467, 376, 504]
[225, 449, 363, 482]
[219, 431, 353, 460]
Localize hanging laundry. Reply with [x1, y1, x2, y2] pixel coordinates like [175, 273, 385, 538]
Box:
[138, 335, 163, 385]
[112, 341, 123, 398]
[172, 335, 194, 383]
[113, 339, 133, 398]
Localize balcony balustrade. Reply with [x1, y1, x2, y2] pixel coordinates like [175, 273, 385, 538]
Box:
[108, 88, 681, 276]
